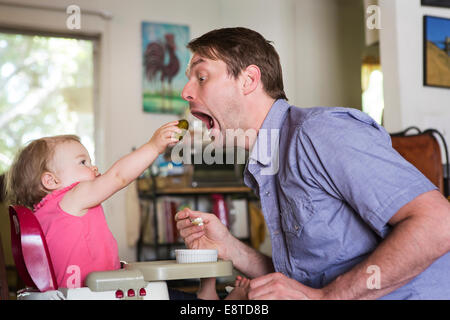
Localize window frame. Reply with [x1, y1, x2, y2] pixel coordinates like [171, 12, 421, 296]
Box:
[0, 4, 108, 172]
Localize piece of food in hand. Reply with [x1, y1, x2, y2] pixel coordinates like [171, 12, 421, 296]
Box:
[191, 217, 204, 226]
[175, 119, 189, 141]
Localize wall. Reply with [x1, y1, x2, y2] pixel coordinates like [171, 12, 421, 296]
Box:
[218, 0, 366, 109]
[380, 0, 450, 150]
[295, 0, 366, 109]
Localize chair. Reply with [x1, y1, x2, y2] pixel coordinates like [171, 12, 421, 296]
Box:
[390, 127, 449, 197]
[8, 205, 232, 300]
[9, 205, 58, 293]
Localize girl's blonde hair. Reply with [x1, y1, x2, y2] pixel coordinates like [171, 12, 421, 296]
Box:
[5, 135, 80, 209]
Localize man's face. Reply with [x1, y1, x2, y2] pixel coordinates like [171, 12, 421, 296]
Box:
[181, 53, 245, 145]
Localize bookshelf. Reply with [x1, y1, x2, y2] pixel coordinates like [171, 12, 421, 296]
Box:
[136, 182, 257, 261]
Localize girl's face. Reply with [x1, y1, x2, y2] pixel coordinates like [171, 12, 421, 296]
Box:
[49, 140, 99, 188]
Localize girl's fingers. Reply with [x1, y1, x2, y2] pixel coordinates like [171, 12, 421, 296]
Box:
[162, 120, 179, 127]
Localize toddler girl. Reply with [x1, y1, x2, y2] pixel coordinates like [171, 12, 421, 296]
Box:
[6, 121, 181, 288]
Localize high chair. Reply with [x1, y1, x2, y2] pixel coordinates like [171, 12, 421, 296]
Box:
[9, 205, 232, 300]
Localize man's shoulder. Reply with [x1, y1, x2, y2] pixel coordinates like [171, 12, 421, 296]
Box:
[286, 105, 369, 127]
[285, 105, 385, 138]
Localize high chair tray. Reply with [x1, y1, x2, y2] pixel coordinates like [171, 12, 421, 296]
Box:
[125, 260, 233, 281]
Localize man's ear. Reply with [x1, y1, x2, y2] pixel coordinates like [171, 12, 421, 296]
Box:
[242, 65, 261, 95]
[41, 172, 60, 191]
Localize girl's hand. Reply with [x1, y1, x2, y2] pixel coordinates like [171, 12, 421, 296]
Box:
[149, 120, 182, 154]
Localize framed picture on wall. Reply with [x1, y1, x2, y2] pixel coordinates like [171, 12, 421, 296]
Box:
[423, 16, 450, 88]
[421, 0, 450, 8]
[142, 22, 190, 114]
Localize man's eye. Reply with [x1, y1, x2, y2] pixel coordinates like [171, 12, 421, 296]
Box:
[80, 160, 86, 165]
[198, 76, 206, 82]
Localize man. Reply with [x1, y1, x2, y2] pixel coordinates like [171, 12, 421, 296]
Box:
[175, 27, 450, 299]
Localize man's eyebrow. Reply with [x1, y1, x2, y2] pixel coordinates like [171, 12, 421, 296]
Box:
[185, 58, 205, 77]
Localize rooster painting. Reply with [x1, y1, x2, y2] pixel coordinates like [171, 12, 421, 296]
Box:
[144, 34, 180, 109]
[142, 22, 190, 114]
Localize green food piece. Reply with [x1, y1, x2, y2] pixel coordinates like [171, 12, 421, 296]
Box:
[177, 119, 189, 130]
[176, 119, 189, 140]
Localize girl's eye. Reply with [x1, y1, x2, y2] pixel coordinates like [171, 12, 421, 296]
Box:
[198, 76, 206, 82]
[80, 160, 87, 165]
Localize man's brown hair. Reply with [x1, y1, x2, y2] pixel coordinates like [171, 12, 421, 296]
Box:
[187, 27, 288, 101]
[5, 135, 80, 209]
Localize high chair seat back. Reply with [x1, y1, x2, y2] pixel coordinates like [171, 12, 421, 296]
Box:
[9, 205, 58, 292]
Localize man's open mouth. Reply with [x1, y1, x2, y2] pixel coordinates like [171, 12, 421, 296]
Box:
[191, 111, 215, 130]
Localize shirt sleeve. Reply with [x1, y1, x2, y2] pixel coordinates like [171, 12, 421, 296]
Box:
[296, 108, 437, 238]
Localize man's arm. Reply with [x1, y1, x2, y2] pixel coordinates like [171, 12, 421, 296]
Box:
[224, 236, 275, 278]
[249, 190, 450, 299]
[322, 190, 450, 299]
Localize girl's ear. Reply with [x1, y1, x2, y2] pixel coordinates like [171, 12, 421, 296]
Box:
[242, 64, 261, 95]
[41, 172, 60, 191]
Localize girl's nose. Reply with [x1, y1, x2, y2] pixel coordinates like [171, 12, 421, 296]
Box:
[92, 166, 100, 176]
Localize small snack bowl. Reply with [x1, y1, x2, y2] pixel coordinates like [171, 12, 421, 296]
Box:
[175, 249, 218, 264]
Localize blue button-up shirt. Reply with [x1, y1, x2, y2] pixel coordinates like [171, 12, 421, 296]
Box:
[244, 99, 450, 299]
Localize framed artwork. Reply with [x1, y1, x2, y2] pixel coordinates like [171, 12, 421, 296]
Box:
[421, 0, 450, 7]
[142, 22, 190, 114]
[423, 16, 450, 88]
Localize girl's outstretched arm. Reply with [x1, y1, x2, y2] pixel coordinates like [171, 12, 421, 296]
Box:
[60, 121, 180, 215]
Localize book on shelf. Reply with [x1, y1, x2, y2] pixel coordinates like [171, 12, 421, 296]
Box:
[157, 196, 195, 244]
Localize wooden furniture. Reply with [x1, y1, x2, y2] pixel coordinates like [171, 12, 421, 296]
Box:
[391, 127, 449, 197]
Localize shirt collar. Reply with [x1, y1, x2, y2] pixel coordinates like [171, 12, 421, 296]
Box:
[248, 99, 290, 167]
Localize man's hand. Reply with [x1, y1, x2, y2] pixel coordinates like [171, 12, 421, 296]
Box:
[248, 272, 324, 300]
[176, 208, 276, 278]
[175, 208, 233, 260]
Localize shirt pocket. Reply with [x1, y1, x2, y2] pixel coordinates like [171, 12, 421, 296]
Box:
[279, 195, 323, 285]
[280, 195, 314, 243]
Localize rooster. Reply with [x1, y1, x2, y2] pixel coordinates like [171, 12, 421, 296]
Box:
[144, 33, 180, 111]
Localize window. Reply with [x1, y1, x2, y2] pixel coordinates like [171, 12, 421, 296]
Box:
[0, 31, 95, 173]
[361, 55, 384, 125]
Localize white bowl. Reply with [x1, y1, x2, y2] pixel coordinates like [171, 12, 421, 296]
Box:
[175, 249, 218, 264]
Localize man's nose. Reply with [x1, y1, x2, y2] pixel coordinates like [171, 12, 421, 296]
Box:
[181, 81, 194, 102]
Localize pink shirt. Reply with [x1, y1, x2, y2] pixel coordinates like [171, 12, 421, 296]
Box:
[34, 182, 120, 288]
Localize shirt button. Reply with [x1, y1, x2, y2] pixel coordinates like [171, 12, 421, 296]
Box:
[265, 191, 270, 196]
